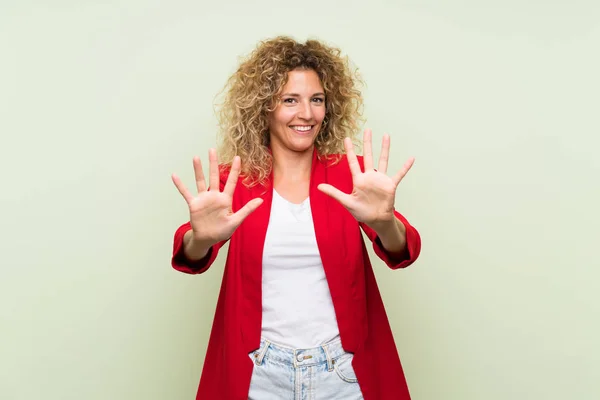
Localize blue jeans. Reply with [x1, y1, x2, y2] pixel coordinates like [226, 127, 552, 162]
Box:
[248, 337, 364, 400]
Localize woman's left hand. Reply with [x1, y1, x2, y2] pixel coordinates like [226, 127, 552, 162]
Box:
[317, 129, 414, 232]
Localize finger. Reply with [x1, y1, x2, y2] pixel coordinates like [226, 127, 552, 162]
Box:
[378, 134, 391, 174]
[223, 156, 241, 196]
[171, 173, 194, 204]
[363, 129, 374, 171]
[317, 183, 352, 208]
[193, 156, 206, 193]
[208, 148, 220, 191]
[231, 197, 264, 227]
[392, 157, 415, 186]
[344, 137, 362, 177]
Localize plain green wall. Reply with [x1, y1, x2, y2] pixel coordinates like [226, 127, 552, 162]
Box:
[1, 1, 599, 399]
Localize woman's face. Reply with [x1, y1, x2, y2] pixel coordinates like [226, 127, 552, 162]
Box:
[268, 69, 326, 156]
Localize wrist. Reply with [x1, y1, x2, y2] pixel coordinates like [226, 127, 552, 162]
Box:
[370, 217, 407, 256]
[369, 218, 401, 237]
[183, 230, 214, 261]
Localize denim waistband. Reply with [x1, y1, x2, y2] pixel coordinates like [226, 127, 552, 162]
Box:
[253, 337, 350, 369]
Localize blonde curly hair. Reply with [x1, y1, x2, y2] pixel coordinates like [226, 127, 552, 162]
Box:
[216, 36, 364, 187]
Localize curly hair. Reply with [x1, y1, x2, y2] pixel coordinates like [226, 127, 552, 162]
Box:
[215, 36, 364, 187]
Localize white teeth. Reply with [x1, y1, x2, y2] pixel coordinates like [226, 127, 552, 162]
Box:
[291, 126, 312, 131]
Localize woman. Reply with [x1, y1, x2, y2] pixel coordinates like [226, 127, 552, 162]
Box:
[171, 36, 421, 400]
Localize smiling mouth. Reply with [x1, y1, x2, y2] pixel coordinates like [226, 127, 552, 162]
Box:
[289, 125, 314, 133]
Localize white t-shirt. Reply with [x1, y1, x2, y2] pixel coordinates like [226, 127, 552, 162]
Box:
[260, 189, 340, 348]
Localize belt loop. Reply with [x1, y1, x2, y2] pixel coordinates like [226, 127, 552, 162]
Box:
[293, 348, 298, 368]
[256, 340, 271, 366]
[321, 343, 333, 372]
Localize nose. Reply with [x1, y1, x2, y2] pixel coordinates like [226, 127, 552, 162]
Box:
[297, 99, 314, 121]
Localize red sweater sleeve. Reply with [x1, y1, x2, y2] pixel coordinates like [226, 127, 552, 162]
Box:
[171, 222, 227, 274]
[360, 213, 421, 269]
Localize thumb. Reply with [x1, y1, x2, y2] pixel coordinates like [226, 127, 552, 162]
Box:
[231, 197, 264, 227]
[317, 184, 351, 208]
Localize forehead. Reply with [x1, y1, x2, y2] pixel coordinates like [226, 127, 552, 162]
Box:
[282, 69, 324, 92]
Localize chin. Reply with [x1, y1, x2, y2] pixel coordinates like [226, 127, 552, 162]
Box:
[269, 129, 319, 155]
[288, 137, 317, 153]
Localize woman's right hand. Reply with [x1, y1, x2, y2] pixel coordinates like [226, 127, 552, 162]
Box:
[171, 149, 264, 248]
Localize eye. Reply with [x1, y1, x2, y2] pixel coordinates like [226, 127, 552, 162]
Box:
[282, 98, 296, 104]
[312, 97, 325, 103]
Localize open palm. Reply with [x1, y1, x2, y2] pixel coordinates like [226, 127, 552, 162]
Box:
[171, 149, 263, 244]
[318, 129, 414, 229]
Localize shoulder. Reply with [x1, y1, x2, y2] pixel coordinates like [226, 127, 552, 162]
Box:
[218, 164, 231, 182]
[215, 164, 233, 192]
[216, 163, 267, 196]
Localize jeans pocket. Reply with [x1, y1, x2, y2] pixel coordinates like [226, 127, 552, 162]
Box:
[249, 350, 260, 365]
[333, 353, 358, 383]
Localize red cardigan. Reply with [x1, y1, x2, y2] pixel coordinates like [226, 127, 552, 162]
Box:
[171, 150, 422, 399]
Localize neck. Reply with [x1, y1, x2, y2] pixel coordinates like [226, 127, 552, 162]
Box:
[271, 144, 314, 185]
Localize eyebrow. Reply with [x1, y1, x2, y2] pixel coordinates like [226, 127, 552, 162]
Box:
[281, 92, 325, 97]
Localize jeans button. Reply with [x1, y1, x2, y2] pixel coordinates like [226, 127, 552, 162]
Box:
[296, 353, 304, 362]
